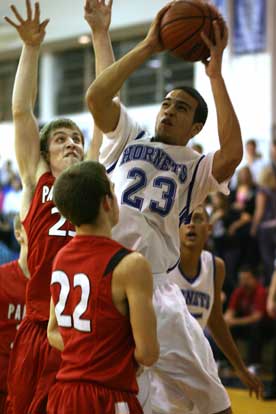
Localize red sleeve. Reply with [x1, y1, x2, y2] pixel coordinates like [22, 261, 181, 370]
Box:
[253, 285, 267, 314]
[228, 288, 241, 310]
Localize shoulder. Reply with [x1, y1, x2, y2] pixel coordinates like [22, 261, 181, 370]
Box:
[114, 251, 152, 288]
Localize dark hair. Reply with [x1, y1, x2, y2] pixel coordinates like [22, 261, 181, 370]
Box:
[39, 119, 85, 159]
[238, 265, 259, 278]
[53, 161, 112, 226]
[171, 86, 208, 126]
[246, 139, 257, 148]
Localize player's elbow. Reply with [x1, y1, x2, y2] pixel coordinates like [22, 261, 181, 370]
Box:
[86, 83, 106, 116]
[135, 342, 160, 367]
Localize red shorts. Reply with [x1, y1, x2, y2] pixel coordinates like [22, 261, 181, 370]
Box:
[7, 317, 60, 414]
[0, 392, 7, 414]
[47, 381, 143, 414]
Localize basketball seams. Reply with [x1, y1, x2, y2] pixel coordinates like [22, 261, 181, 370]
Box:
[160, 0, 224, 62]
[170, 18, 206, 55]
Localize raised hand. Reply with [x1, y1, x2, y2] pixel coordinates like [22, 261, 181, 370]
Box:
[4, 0, 49, 47]
[84, 0, 113, 33]
[143, 3, 172, 54]
[200, 20, 228, 79]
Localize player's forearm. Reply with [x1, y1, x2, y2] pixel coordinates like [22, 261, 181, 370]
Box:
[12, 45, 40, 116]
[87, 40, 153, 107]
[208, 317, 247, 373]
[211, 76, 243, 180]
[92, 30, 115, 77]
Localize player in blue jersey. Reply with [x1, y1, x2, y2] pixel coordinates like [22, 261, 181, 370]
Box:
[169, 205, 263, 398]
[86, 2, 244, 413]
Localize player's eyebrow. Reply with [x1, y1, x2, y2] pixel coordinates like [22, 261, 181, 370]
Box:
[163, 97, 192, 110]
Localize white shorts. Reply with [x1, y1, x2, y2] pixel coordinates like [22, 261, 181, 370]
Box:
[144, 276, 230, 414]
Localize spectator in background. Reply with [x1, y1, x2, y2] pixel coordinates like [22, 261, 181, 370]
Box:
[244, 139, 264, 184]
[2, 176, 22, 219]
[251, 146, 276, 285]
[0, 160, 16, 189]
[224, 266, 273, 373]
[210, 191, 255, 283]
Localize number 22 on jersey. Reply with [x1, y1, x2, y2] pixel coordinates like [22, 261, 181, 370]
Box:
[51, 270, 91, 332]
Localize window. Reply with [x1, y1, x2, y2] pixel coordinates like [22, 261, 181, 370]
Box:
[54, 47, 94, 115]
[0, 60, 17, 122]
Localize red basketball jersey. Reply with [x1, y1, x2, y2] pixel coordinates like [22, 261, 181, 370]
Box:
[0, 260, 27, 392]
[51, 235, 138, 393]
[23, 172, 75, 321]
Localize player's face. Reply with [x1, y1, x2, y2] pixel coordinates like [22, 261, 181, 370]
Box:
[239, 271, 256, 290]
[155, 89, 200, 146]
[179, 206, 210, 249]
[47, 127, 84, 176]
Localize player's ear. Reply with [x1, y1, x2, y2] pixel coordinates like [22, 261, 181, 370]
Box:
[102, 194, 112, 212]
[191, 122, 203, 137]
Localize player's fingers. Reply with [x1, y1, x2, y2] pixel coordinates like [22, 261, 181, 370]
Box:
[26, 0, 32, 20]
[157, 3, 172, 20]
[34, 2, 40, 23]
[4, 16, 19, 28]
[107, 0, 113, 9]
[213, 20, 221, 45]
[40, 18, 50, 31]
[10, 5, 25, 23]
[200, 31, 212, 49]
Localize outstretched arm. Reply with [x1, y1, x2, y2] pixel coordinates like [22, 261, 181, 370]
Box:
[86, 4, 170, 133]
[5, 0, 49, 185]
[208, 258, 263, 399]
[84, 0, 115, 160]
[201, 22, 243, 183]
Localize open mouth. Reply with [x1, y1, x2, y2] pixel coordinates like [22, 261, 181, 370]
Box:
[65, 152, 78, 158]
[186, 231, 197, 241]
[161, 118, 172, 126]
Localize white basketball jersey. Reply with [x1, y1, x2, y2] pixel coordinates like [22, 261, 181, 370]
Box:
[169, 250, 215, 329]
[100, 104, 229, 274]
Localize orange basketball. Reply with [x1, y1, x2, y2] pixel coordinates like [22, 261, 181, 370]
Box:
[160, 0, 225, 62]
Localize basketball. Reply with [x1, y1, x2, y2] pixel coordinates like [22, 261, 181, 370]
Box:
[160, 0, 225, 62]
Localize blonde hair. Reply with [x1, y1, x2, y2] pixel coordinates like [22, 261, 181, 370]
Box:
[258, 166, 276, 190]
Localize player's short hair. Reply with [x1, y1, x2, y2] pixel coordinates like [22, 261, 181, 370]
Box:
[53, 161, 112, 227]
[193, 204, 209, 222]
[39, 119, 84, 158]
[171, 86, 208, 126]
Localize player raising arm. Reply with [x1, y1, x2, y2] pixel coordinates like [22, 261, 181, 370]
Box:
[84, 4, 242, 414]
[4, 1, 85, 413]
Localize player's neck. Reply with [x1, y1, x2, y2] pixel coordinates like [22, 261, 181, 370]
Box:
[76, 223, 112, 239]
[179, 246, 201, 278]
[18, 247, 30, 278]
